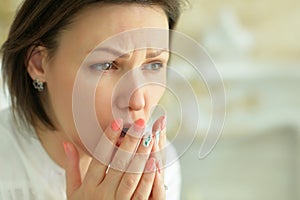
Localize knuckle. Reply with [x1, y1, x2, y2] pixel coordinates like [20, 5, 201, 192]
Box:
[134, 192, 146, 200]
[142, 174, 153, 184]
[105, 131, 116, 142]
[123, 176, 136, 190]
[128, 158, 145, 173]
[112, 156, 129, 171]
[126, 134, 138, 144]
[95, 151, 111, 164]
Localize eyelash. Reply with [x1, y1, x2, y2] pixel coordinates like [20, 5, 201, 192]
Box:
[90, 61, 165, 72]
[90, 62, 117, 71]
[142, 62, 164, 71]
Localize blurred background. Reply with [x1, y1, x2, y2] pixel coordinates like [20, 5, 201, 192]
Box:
[0, 0, 300, 199]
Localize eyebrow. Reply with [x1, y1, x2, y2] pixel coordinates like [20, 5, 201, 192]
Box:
[146, 49, 168, 59]
[90, 47, 168, 59]
[91, 47, 126, 57]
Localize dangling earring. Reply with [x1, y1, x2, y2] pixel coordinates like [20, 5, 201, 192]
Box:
[33, 79, 44, 92]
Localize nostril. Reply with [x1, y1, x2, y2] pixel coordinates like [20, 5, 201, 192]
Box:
[128, 91, 145, 111]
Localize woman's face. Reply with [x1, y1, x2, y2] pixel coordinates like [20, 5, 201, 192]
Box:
[43, 4, 169, 151]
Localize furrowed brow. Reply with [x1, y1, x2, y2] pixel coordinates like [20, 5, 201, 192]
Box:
[146, 49, 168, 59]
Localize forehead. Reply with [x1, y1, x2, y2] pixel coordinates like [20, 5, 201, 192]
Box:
[57, 3, 169, 59]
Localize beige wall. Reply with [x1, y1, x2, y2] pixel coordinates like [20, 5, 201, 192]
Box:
[176, 0, 300, 61]
[0, 0, 21, 43]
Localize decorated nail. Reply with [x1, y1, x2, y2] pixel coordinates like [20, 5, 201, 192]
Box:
[143, 134, 152, 147]
[161, 115, 166, 131]
[156, 160, 162, 174]
[155, 130, 160, 146]
[146, 157, 156, 172]
[63, 142, 73, 159]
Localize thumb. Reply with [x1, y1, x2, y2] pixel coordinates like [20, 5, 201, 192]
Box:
[63, 142, 82, 198]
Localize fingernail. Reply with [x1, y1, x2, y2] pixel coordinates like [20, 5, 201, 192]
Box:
[161, 116, 166, 131]
[156, 160, 162, 174]
[146, 157, 156, 172]
[143, 134, 152, 148]
[63, 142, 72, 159]
[111, 118, 123, 131]
[134, 118, 145, 132]
[155, 130, 160, 146]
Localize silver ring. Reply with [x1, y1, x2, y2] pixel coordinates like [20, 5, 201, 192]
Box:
[164, 184, 168, 190]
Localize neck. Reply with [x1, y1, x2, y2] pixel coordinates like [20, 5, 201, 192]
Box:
[35, 125, 91, 179]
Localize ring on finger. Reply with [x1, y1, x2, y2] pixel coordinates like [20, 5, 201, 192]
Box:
[164, 184, 168, 190]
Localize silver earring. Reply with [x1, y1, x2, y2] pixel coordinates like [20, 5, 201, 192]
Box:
[33, 79, 44, 92]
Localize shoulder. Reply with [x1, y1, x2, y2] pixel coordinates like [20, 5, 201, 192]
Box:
[0, 109, 38, 197]
[0, 108, 34, 142]
[0, 108, 16, 151]
[0, 108, 13, 134]
[0, 108, 26, 147]
[0, 108, 30, 181]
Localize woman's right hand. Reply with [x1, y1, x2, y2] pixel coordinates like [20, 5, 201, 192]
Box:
[63, 118, 159, 200]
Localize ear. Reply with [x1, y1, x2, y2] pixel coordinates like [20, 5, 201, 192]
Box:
[26, 46, 48, 82]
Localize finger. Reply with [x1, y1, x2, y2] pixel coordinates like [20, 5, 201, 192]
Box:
[151, 115, 165, 132]
[151, 139, 161, 176]
[63, 142, 82, 198]
[150, 170, 166, 200]
[158, 117, 167, 175]
[151, 115, 165, 146]
[116, 133, 154, 199]
[84, 119, 123, 186]
[132, 157, 157, 200]
[103, 119, 145, 187]
[152, 116, 166, 176]
[159, 130, 167, 159]
[158, 120, 167, 153]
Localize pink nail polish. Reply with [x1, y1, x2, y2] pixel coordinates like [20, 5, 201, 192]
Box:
[63, 142, 72, 159]
[111, 119, 123, 131]
[63, 142, 68, 154]
[156, 160, 162, 174]
[134, 118, 145, 132]
[146, 157, 156, 172]
[160, 116, 166, 131]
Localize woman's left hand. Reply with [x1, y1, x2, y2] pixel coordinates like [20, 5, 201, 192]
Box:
[149, 116, 167, 200]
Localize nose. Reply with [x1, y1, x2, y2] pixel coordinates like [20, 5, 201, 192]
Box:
[128, 87, 145, 111]
[114, 69, 147, 115]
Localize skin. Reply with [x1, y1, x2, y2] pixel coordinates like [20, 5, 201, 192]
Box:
[27, 3, 169, 199]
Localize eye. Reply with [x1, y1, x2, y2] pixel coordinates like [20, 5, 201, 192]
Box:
[90, 62, 117, 71]
[143, 62, 164, 71]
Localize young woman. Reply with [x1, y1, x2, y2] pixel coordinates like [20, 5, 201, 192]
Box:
[0, 0, 183, 199]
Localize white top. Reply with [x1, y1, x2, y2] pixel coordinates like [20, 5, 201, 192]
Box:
[0, 108, 181, 200]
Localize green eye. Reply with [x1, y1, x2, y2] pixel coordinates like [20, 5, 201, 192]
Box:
[143, 62, 164, 71]
[90, 62, 115, 71]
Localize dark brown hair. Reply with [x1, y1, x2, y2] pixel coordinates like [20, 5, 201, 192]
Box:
[1, 0, 184, 130]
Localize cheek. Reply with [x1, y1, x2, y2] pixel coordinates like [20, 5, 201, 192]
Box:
[94, 84, 114, 130]
[145, 85, 166, 109]
[135, 85, 165, 123]
[45, 58, 81, 140]
[144, 70, 167, 103]
[47, 72, 75, 129]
